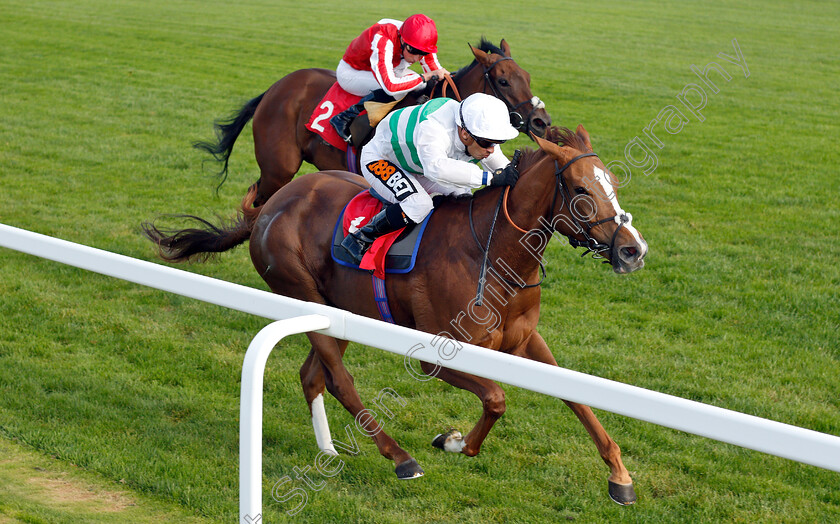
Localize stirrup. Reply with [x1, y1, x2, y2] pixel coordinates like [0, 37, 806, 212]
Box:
[340, 233, 370, 264]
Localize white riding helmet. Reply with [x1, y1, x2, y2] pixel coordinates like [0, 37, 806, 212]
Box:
[458, 93, 519, 142]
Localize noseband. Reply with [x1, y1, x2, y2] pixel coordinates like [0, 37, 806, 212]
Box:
[551, 153, 631, 262]
[482, 57, 545, 134]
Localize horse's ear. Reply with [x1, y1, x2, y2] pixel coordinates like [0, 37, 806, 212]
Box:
[576, 124, 593, 152]
[534, 133, 567, 160]
[469, 43, 492, 67]
[499, 39, 512, 57]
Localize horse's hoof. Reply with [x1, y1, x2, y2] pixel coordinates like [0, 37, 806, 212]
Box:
[395, 458, 424, 480]
[608, 480, 637, 505]
[432, 430, 465, 453]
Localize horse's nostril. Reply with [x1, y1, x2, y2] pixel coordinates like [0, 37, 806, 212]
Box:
[621, 246, 638, 260]
[531, 119, 548, 137]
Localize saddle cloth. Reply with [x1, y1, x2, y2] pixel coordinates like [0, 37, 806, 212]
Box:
[331, 191, 432, 279]
[305, 83, 362, 152]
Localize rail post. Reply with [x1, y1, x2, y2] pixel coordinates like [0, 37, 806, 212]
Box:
[240, 315, 331, 524]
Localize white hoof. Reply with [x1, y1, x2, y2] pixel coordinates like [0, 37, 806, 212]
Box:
[432, 430, 465, 453]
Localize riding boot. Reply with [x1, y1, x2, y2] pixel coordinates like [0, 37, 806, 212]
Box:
[331, 89, 393, 142]
[340, 204, 410, 264]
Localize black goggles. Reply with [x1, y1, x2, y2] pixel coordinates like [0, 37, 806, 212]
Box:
[466, 129, 504, 149]
[404, 44, 429, 57]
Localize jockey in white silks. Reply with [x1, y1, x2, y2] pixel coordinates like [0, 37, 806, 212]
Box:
[340, 93, 522, 264]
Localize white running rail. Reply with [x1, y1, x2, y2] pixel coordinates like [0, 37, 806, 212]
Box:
[1, 223, 838, 524]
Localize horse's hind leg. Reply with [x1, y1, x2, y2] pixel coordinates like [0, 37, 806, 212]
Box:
[518, 332, 636, 505]
[300, 348, 338, 456]
[421, 362, 506, 457]
[252, 118, 304, 207]
[300, 340, 351, 456]
[252, 144, 302, 207]
[306, 332, 424, 479]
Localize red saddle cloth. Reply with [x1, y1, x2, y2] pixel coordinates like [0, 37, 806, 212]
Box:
[305, 83, 363, 152]
[342, 192, 405, 279]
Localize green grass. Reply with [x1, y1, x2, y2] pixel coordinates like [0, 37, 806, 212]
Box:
[1, 0, 838, 522]
[0, 438, 212, 523]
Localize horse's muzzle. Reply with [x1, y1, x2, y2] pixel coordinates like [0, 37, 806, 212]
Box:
[612, 237, 648, 274]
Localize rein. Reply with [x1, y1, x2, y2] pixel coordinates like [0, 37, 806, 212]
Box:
[440, 73, 462, 101]
[469, 190, 546, 306]
[471, 190, 503, 306]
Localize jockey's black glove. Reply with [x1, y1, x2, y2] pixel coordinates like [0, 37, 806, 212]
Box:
[491, 149, 522, 187]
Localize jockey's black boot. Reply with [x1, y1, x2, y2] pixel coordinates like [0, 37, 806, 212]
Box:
[330, 89, 392, 142]
[340, 204, 410, 265]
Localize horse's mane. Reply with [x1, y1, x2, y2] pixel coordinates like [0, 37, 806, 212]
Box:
[517, 126, 589, 173]
[453, 37, 505, 78]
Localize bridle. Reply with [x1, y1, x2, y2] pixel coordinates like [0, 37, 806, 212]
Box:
[502, 151, 631, 262]
[469, 151, 633, 305]
[548, 152, 631, 261]
[482, 57, 545, 134]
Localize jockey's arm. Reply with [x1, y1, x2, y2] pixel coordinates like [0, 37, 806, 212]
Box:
[415, 123, 495, 189]
[478, 147, 510, 173]
[420, 54, 448, 75]
[370, 32, 425, 97]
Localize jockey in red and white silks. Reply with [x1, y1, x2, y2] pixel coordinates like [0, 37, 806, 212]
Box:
[339, 93, 522, 264]
[336, 15, 447, 98]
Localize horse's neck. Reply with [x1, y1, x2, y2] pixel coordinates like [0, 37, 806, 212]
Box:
[470, 157, 558, 281]
[451, 62, 485, 97]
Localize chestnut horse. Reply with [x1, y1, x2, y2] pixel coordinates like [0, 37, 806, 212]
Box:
[144, 126, 647, 505]
[194, 38, 551, 207]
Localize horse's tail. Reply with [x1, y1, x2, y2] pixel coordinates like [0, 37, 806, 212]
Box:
[142, 184, 262, 263]
[193, 92, 266, 190]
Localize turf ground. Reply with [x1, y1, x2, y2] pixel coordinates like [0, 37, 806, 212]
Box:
[0, 0, 838, 522]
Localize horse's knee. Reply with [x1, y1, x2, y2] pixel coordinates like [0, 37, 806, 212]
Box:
[483, 389, 506, 419]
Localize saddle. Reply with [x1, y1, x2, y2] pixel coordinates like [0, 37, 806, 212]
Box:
[306, 83, 423, 154]
[331, 191, 433, 279]
[305, 83, 360, 152]
[305, 83, 396, 153]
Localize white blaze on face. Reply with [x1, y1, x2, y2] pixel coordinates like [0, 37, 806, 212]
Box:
[592, 166, 645, 247]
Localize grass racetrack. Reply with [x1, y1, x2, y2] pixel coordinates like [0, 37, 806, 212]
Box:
[1, 0, 838, 522]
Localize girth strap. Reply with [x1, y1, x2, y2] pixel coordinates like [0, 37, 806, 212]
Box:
[372, 274, 395, 324]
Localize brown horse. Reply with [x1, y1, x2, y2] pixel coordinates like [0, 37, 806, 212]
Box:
[195, 38, 551, 208]
[144, 125, 647, 505]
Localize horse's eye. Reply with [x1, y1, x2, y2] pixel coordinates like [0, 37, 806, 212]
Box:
[497, 78, 509, 87]
[574, 187, 588, 195]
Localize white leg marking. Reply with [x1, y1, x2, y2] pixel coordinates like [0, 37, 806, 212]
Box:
[311, 394, 338, 456]
[438, 430, 466, 453]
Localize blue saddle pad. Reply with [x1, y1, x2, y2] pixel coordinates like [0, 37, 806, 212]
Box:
[331, 203, 433, 274]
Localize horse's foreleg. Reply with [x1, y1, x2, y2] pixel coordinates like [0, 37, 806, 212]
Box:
[420, 362, 506, 457]
[518, 332, 636, 505]
[306, 332, 423, 479]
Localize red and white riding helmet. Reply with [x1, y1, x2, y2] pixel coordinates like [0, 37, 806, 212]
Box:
[400, 14, 438, 54]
